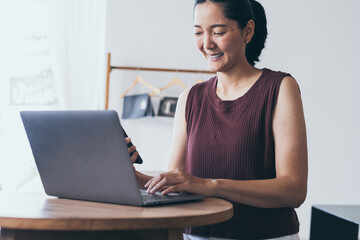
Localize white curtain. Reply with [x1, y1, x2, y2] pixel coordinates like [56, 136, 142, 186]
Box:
[51, 0, 107, 110]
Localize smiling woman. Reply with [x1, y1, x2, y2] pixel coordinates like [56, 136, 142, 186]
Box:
[134, 0, 307, 240]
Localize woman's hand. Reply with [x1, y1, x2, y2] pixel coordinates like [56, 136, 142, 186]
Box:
[125, 137, 139, 164]
[125, 137, 152, 189]
[144, 169, 213, 196]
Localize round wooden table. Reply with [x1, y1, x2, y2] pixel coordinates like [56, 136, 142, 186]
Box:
[0, 192, 233, 240]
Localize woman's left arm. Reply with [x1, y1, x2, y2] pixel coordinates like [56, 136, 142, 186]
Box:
[146, 76, 308, 209]
[207, 76, 308, 208]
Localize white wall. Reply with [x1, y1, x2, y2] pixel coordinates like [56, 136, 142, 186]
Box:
[105, 0, 212, 173]
[105, 0, 360, 239]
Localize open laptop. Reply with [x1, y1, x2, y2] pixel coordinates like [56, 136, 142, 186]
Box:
[20, 110, 203, 206]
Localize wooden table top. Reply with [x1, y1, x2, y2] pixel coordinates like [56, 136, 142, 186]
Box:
[0, 192, 233, 231]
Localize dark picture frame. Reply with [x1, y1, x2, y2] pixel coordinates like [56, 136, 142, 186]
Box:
[158, 97, 178, 117]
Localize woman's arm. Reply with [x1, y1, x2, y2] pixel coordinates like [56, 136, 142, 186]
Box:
[146, 76, 308, 208]
[135, 170, 153, 189]
[125, 137, 153, 189]
[125, 88, 190, 189]
[167, 89, 190, 171]
[209, 76, 308, 208]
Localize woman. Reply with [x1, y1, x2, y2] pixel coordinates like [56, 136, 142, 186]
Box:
[127, 0, 307, 239]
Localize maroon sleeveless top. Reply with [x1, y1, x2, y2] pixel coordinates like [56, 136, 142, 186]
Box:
[185, 69, 299, 239]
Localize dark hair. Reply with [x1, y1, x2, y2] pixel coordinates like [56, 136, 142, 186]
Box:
[194, 0, 268, 66]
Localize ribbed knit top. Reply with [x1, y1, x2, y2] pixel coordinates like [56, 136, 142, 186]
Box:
[184, 68, 299, 239]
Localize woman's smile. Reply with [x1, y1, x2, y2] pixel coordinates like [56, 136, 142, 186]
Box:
[207, 52, 224, 61]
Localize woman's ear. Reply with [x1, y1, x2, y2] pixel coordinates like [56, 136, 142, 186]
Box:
[244, 20, 255, 43]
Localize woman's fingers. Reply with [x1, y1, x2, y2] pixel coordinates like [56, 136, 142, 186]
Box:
[147, 177, 168, 194]
[144, 175, 161, 191]
[145, 171, 187, 194]
[128, 145, 136, 153]
[145, 174, 165, 193]
[130, 150, 138, 163]
[145, 170, 207, 196]
[125, 137, 138, 163]
[161, 185, 184, 195]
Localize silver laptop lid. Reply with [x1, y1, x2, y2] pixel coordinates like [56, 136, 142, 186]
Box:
[21, 110, 143, 206]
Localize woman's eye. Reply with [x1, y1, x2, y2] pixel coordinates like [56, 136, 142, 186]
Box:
[214, 32, 225, 36]
[194, 32, 203, 36]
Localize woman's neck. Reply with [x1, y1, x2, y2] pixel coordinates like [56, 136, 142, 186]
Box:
[216, 63, 262, 100]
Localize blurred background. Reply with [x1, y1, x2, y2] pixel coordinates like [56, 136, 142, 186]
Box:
[0, 0, 359, 239]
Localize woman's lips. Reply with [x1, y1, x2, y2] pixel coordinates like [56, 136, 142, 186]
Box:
[207, 53, 224, 61]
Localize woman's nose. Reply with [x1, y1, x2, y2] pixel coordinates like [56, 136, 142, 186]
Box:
[204, 35, 216, 50]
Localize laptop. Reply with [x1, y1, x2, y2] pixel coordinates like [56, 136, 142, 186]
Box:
[20, 110, 203, 206]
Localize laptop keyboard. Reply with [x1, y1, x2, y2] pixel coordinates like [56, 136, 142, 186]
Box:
[140, 190, 180, 202]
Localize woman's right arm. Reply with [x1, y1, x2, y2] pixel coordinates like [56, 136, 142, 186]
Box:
[135, 171, 152, 189]
[167, 89, 190, 171]
[128, 88, 189, 189]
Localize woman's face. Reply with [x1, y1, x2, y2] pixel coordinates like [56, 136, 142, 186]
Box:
[194, 2, 248, 73]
